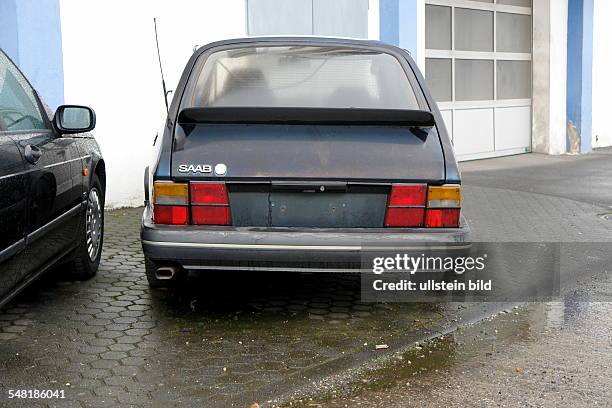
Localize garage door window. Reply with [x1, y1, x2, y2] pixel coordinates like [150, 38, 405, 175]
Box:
[454, 8, 493, 52]
[425, 5, 452, 50]
[455, 59, 494, 101]
[247, 0, 369, 38]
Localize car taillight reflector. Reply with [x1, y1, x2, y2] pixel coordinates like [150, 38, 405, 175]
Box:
[152, 182, 189, 225]
[425, 208, 460, 228]
[425, 185, 461, 228]
[153, 205, 189, 225]
[384, 184, 462, 228]
[384, 184, 427, 227]
[190, 182, 231, 225]
[384, 208, 425, 227]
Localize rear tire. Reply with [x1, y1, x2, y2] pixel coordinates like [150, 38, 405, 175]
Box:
[66, 174, 104, 280]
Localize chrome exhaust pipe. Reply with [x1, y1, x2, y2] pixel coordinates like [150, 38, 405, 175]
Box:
[155, 266, 179, 280]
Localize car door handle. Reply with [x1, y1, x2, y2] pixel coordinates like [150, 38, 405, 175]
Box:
[24, 144, 42, 164]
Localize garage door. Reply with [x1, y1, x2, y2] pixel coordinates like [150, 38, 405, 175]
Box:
[247, 0, 369, 38]
[425, 0, 532, 161]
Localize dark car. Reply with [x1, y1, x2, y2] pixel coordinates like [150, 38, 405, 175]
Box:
[0, 49, 105, 308]
[141, 37, 469, 288]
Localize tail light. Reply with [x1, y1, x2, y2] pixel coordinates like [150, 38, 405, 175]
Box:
[190, 182, 231, 225]
[384, 184, 461, 228]
[152, 181, 232, 225]
[153, 182, 189, 225]
[425, 186, 461, 228]
[384, 184, 427, 227]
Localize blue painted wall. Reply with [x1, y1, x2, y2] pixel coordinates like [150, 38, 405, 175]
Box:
[0, 1, 19, 62]
[0, 0, 64, 110]
[567, 0, 594, 153]
[380, 0, 400, 45]
[380, 0, 418, 57]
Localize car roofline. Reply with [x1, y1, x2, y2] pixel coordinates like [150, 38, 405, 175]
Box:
[192, 36, 409, 56]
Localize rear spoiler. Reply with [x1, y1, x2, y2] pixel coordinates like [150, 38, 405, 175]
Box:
[178, 107, 435, 128]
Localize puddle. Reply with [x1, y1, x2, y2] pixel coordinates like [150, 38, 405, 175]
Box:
[280, 298, 595, 407]
[598, 213, 612, 221]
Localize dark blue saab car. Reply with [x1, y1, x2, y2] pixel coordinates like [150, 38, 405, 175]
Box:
[0, 49, 105, 307]
[141, 37, 469, 288]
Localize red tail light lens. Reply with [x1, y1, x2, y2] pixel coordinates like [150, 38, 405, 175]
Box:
[388, 185, 427, 206]
[192, 206, 231, 225]
[153, 205, 189, 225]
[190, 182, 231, 225]
[425, 208, 461, 228]
[384, 208, 425, 227]
[384, 184, 427, 227]
[190, 183, 230, 205]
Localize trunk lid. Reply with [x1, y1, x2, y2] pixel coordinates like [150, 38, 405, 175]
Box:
[172, 123, 445, 181]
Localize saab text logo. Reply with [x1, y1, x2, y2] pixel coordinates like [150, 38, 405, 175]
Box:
[178, 163, 228, 176]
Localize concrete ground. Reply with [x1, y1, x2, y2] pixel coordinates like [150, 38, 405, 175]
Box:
[293, 299, 612, 408]
[1, 148, 612, 407]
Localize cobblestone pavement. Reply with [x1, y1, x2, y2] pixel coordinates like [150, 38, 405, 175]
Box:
[1, 207, 485, 408]
[2, 150, 612, 408]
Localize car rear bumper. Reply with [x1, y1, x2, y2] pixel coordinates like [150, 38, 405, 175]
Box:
[141, 206, 471, 272]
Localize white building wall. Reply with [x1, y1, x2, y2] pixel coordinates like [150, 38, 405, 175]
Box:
[532, 0, 567, 155]
[59, 0, 247, 208]
[592, 0, 612, 148]
[368, 0, 380, 40]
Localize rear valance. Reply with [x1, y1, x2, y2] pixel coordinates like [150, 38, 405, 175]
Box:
[177, 107, 435, 128]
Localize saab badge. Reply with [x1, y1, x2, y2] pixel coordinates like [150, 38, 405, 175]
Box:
[177, 164, 212, 174]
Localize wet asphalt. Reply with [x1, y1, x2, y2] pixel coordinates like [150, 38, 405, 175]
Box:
[1, 148, 612, 407]
[290, 298, 612, 408]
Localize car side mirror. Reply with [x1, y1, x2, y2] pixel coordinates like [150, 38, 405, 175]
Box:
[53, 105, 96, 134]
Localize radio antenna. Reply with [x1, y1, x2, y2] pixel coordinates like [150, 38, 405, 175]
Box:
[153, 18, 169, 114]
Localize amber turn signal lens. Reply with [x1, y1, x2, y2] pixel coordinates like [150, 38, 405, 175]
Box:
[427, 185, 461, 208]
[153, 182, 189, 205]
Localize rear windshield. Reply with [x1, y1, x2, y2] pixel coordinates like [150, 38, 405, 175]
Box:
[188, 46, 420, 110]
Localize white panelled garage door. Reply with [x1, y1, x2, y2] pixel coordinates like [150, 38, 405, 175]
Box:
[425, 0, 532, 161]
[247, 0, 369, 38]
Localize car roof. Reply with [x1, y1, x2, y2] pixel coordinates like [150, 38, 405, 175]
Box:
[194, 36, 408, 55]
